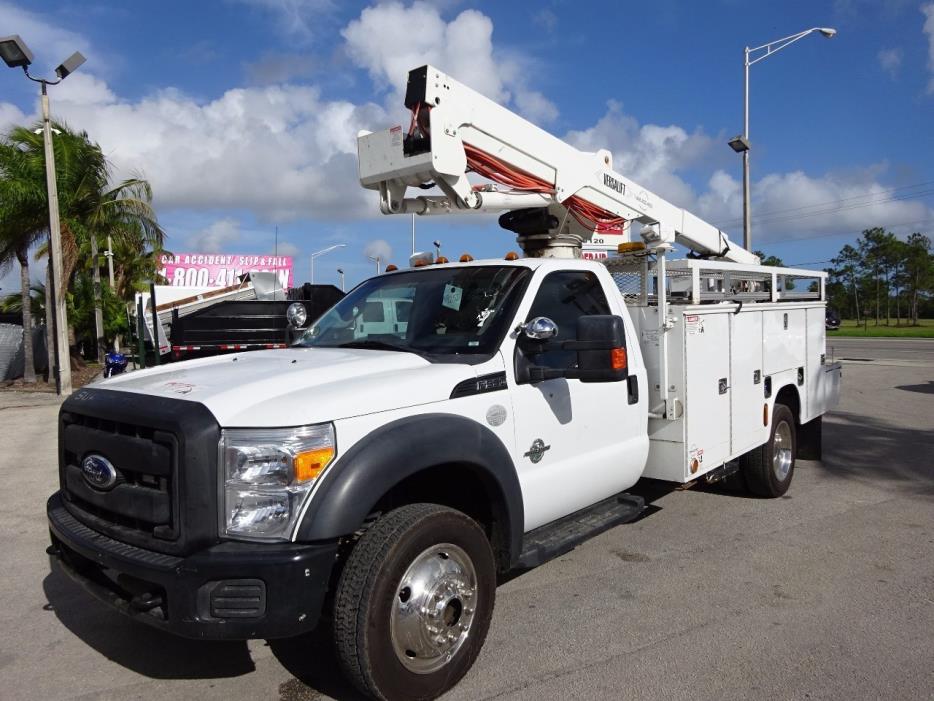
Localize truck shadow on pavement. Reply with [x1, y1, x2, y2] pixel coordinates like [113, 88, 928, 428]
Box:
[819, 410, 934, 493]
[42, 562, 367, 697]
[42, 565, 256, 679]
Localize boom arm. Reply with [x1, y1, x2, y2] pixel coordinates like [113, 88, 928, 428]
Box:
[357, 65, 758, 264]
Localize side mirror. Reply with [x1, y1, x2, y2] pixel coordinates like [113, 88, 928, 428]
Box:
[519, 316, 558, 340]
[573, 315, 628, 383]
[521, 315, 628, 384]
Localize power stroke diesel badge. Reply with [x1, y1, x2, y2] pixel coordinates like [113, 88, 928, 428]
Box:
[81, 454, 118, 491]
[524, 439, 551, 464]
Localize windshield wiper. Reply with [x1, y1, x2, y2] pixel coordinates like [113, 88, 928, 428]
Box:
[336, 340, 413, 353]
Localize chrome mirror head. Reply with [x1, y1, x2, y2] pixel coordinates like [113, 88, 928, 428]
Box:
[521, 316, 558, 340]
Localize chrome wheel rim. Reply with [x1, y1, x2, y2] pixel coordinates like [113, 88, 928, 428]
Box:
[389, 543, 477, 674]
[772, 420, 793, 481]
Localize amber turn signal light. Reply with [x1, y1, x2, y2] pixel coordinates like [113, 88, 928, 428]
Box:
[294, 447, 335, 482]
[610, 347, 627, 370]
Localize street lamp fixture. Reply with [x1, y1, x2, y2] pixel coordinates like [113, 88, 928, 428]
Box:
[309, 243, 346, 284]
[727, 135, 749, 153]
[336, 268, 345, 292]
[1, 34, 87, 395]
[0, 35, 33, 68]
[733, 26, 836, 251]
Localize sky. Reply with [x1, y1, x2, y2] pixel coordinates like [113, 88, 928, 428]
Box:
[1, 0, 933, 292]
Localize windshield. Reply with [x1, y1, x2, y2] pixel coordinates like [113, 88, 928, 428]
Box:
[296, 265, 531, 356]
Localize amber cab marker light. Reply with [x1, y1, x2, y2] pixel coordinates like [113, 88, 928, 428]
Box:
[610, 347, 627, 370]
[435, 256, 449, 264]
[413, 259, 427, 267]
[505, 251, 519, 261]
[385, 264, 398, 272]
[459, 253, 474, 262]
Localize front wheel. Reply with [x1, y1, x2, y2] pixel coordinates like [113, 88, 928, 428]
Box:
[333, 503, 496, 701]
[741, 403, 797, 497]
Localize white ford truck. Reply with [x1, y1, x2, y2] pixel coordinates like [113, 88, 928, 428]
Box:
[47, 66, 841, 701]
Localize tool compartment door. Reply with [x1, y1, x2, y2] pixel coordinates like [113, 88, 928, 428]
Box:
[730, 310, 767, 456]
[684, 313, 731, 474]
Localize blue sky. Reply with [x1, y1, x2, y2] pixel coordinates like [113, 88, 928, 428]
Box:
[2, 0, 933, 291]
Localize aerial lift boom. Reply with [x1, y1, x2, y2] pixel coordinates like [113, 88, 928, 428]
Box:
[357, 65, 759, 265]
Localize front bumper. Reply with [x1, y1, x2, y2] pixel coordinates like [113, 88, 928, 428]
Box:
[48, 491, 339, 640]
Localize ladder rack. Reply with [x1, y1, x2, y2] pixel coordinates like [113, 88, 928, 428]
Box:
[604, 255, 825, 308]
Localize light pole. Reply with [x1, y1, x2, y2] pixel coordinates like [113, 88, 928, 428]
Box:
[728, 27, 836, 251]
[1, 35, 86, 395]
[336, 268, 345, 292]
[310, 243, 346, 284]
[368, 256, 381, 274]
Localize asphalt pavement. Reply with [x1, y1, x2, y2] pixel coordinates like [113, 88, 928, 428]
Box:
[0, 337, 932, 700]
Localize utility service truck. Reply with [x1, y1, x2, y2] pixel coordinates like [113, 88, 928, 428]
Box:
[47, 66, 841, 701]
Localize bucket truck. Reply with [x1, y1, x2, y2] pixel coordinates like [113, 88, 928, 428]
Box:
[46, 65, 841, 701]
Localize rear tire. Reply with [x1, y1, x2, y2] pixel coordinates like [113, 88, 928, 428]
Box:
[741, 403, 796, 497]
[333, 503, 496, 701]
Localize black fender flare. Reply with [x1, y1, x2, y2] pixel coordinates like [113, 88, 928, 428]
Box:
[296, 413, 524, 564]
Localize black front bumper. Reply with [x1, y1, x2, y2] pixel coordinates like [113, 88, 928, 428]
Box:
[48, 492, 339, 640]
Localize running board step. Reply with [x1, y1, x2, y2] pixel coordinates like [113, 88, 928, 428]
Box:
[517, 493, 645, 569]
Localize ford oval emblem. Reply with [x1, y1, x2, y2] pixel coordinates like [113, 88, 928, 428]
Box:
[81, 454, 118, 491]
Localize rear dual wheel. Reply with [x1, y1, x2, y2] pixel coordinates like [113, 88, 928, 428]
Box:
[741, 403, 796, 497]
[333, 503, 496, 701]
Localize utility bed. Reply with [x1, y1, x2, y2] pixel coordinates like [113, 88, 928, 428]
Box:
[606, 255, 842, 482]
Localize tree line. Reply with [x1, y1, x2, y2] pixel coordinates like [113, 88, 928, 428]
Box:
[825, 228, 933, 325]
[0, 122, 166, 384]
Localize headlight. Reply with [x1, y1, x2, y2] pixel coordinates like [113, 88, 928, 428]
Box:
[221, 424, 335, 541]
[286, 302, 308, 328]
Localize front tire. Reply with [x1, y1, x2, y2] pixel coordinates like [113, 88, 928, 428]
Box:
[741, 403, 796, 497]
[333, 503, 496, 701]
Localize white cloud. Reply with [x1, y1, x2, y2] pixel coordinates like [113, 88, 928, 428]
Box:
[363, 238, 393, 263]
[231, 0, 336, 42]
[695, 168, 934, 243]
[565, 100, 713, 208]
[341, 1, 558, 123]
[0, 102, 26, 132]
[877, 47, 903, 77]
[566, 102, 933, 245]
[187, 218, 241, 250]
[7, 79, 388, 221]
[923, 2, 934, 94]
[269, 241, 300, 257]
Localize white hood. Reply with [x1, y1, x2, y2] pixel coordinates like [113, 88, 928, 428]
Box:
[97, 347, 475, 427]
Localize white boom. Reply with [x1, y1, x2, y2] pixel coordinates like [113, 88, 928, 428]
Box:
[357, 65, 759, 265]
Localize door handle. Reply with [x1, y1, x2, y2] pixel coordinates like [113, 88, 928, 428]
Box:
[627, 375, 639, 405]
[718, 378, 729, 395]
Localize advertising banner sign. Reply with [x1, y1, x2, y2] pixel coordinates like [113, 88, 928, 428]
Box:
[158, 253, 294, 289]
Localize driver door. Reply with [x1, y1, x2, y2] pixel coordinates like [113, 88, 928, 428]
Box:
[509, 270, 647, 531]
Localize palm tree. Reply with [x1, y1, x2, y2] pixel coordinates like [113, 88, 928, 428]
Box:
[0, 133, 48, 382]
[1, 121, 165, 367]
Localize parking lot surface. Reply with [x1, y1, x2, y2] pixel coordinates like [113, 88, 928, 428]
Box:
[1, 337, 932, 700]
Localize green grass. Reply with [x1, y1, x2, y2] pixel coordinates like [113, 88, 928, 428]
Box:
[830, 319, 934, 338]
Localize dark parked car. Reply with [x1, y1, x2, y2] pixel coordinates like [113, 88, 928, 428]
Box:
[825, 307, 841, 331]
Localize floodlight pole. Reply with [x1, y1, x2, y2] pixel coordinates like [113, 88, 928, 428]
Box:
[39, 80, 72, 394]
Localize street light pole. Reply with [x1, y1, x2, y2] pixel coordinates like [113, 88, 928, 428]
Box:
[337, 268, 345, 292]
[2, 36, 85, 395]
[730, 27, 836, 252]
[309, 243, 347, 284]
[40, 79, 72, 393]
[742, 46, 751, 252]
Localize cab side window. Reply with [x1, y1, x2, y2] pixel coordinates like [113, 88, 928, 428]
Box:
[525, 271, 611, 369]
